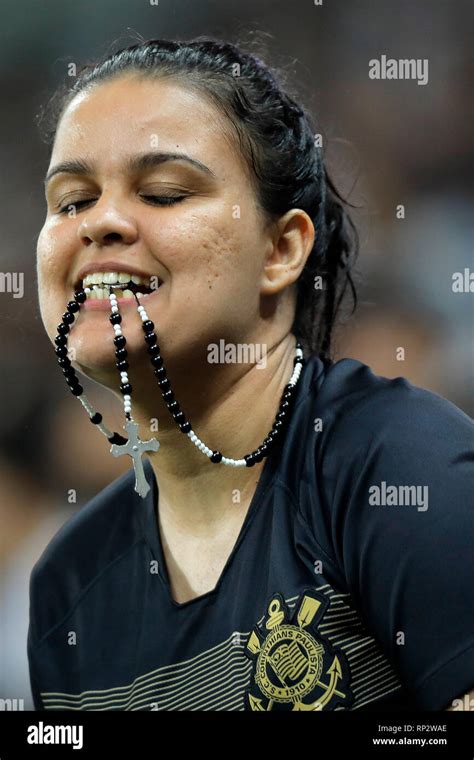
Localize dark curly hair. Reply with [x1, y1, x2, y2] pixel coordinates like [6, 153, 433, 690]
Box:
[36, 35, 358, 360]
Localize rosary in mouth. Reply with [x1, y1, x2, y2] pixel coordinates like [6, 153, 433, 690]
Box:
[54, 286, 305, 498]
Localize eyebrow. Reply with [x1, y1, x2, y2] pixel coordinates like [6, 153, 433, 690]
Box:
[44, 151, 216, 187]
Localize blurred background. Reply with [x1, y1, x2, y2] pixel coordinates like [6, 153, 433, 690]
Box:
[0, 0, 472, 708]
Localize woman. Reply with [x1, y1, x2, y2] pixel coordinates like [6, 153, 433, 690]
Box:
[28, 37, 473, 712]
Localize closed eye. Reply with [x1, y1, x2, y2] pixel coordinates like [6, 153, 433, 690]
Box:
[140, 195, 187, 206]
[58, 199, 94, 214]
[57, 195, 187, 214]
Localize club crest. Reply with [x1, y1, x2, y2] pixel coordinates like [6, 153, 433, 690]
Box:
[244, 588, 353, 711]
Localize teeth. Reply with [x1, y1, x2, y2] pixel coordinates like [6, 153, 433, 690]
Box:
[82, 271, 151, 288]
[122, 289, 134, 298]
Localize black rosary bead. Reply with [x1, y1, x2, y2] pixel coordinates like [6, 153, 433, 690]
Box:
[142, 320, 154, 332]
[162, 389, 174, 403]
[167, 400, 179, 412]
[67, 300, 80, 313]
[55, 345, 68, 357]
[279, 400, 290, 412]
[74, 290, 86, 303]
[210, 451, 222, 463]
[90, 412, 103, 424]
[244, 453, 256, 467]
[116, 360, 129, 372]
[107, 432, 127, 445]
[109, 313, 122, 325]
[179, 421, 192, 433]
[57, 323, 70, 335]
[144, 332, 157, 346]
[147, 344, 160, 356]
[276, 410, 287, 421]
[120, 383, 133, 395]
[154, 367, 167, 381]
[113, 335, 126, 349]
[66, 375, 79, 387]
[115, 347, 128, 361]
[62, 366, 75, 377]
[57, 356, 71, 368]
[151, 354, 163, 368]
[172, 410, 186, 423]
[71, 384, 83, 396]
[55, 335, 67, 346]
[157, 378, 170, 391]
[62, 311, 75, 324]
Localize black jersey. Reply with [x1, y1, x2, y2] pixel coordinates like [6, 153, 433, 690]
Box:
[28, 354, 474, 711]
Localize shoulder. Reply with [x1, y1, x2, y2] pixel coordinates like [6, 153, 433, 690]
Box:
[29, 463, 150, 643]
[312, 356, 472, 453]
[299, 355, 473, 541]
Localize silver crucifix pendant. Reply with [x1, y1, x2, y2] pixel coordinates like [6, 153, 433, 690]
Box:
[110, 419, 160, 498]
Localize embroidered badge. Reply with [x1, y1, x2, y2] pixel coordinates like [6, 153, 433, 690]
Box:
[244, 588, 353, 711]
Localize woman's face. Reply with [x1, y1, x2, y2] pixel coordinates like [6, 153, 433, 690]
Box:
[37, 74, 275, 384]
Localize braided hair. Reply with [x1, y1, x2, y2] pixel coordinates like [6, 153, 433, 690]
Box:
[37, 36, 358, 360]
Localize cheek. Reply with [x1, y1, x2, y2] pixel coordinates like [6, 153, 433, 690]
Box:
[36, 224, 70, 333]
[177, 215, 248, 281]
[197, 222, 262, 301]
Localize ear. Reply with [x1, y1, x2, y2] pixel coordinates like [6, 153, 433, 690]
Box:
[260, 209, 315, 296]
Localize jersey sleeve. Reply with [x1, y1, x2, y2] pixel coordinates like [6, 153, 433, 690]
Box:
[320, 375, 474, 710]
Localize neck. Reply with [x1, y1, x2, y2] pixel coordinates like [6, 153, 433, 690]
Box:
[127, 332, 298, 530]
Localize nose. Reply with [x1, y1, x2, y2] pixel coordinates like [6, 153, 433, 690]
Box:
[77, 202, 138, 248]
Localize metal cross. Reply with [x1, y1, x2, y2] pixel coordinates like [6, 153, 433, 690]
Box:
[110, 419, 160, 498]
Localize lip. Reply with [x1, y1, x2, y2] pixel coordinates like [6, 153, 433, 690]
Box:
[81, 284, 164, 311]
[73, 261, 163, 291]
